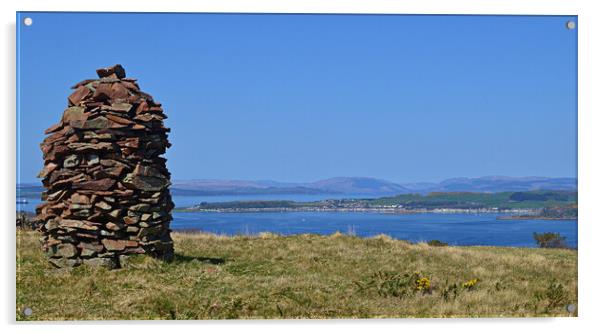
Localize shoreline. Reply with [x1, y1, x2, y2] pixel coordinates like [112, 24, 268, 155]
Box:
[175, 207, 577, 221]
[497, 215, 576, 221]
[167, 229, 577, 249]
[176, 207, 537, 215]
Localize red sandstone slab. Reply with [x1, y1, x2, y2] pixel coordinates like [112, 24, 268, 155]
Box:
[60, 219, 99, 231]
[120, 81, 139, 91]
[92, 83, 112, 101]
[70, 193, 91, 205]
[68, 86, 92, 105]
[109, 103, 133, 112]
[110, 82, 129, 100]
[101, 238, 138, 251]
[37, 162, 58, 178]
[135, 100, 149, 114]
[106, 114, 135, 125]
[72, 178, 116, 191]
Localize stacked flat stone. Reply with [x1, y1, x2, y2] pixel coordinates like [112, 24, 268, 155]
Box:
[36, 64, 174, 268]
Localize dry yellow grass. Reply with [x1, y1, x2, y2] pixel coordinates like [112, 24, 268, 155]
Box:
[16, 230, 577, 320]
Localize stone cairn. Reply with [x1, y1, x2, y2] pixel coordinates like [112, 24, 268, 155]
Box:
[36, 64, 174, 268]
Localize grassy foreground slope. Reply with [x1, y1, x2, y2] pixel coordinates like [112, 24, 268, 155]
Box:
[16, 230, 577, 320]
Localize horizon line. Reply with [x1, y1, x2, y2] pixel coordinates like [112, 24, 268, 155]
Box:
[16, 174, 578, 186]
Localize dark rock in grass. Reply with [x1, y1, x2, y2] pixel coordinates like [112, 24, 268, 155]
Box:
[48, 243, 78, 258]
[83, 257, 118, 269]
[118, 254, 131, 268]
[48, 257, 82, 268]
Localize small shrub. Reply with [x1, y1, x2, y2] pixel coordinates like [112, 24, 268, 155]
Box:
[151, 294, 177, 319]
[355, 271, 431, 298]
[535, 281, 568, 311]
[373, 271, 412, 298]
[223, 297, 246, 319]
[427, 240, 448, 247]
[441, 283, 459, 301]
[16, 211, 41, 230]
[533, 232, 568, 248]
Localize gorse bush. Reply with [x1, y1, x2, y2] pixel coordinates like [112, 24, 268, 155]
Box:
[415, 276, 431, 293]
[356, 271, 483, 299]
[440, 278, 480, 301]
[427, 240, 448, 247]
[441, 282, 459, 301]
[544, 283, 568, 308]
[462, 278, 479, 290]
[354, 271, 487, 299]
[533, 232, 568, 248]
[533, 281, 570, 313]
[355, 271, 432, 298]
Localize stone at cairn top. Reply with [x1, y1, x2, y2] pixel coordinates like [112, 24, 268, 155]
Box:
[96, 64, 126, 79]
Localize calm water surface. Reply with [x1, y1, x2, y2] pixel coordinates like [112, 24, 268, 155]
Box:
[18, 194, 577, 248]
[171, 211, 577, 248]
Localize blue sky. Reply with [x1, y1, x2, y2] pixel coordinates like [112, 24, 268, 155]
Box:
[17, 13, 577, 184]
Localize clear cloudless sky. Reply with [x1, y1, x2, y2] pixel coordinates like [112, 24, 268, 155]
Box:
[17, 13, 577, 184]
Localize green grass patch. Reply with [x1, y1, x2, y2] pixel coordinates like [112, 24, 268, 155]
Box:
[16, 230, 577, 320]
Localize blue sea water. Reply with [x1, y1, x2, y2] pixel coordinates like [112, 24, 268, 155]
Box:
[171, 211, 577, 248]
[18, 194, 577, 248]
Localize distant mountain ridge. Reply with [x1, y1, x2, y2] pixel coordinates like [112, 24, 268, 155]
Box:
[170, 177, 406, 196]
[309, 177, 410, 195]
[170, 176, 576, 196]
[431, 176, 577, 193]
[18, 176, 577, 198]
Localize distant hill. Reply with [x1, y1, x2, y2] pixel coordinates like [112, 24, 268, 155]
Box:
[170, 179, 328, 195]
[416, 176, 577, 193]
[171, 177, 411, 196]
[17, 176, 577, 198]
[310, 177, 411, 195]
[171, 176, 576, 196]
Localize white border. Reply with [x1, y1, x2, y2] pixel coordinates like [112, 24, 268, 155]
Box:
[2, 0, 601, 332]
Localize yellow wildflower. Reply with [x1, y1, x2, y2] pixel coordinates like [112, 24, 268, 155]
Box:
[415, 277, 431, 291]
[462, 278, 479, 290]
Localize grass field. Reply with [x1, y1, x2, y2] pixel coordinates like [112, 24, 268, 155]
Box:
[16, 230, 577, 320]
